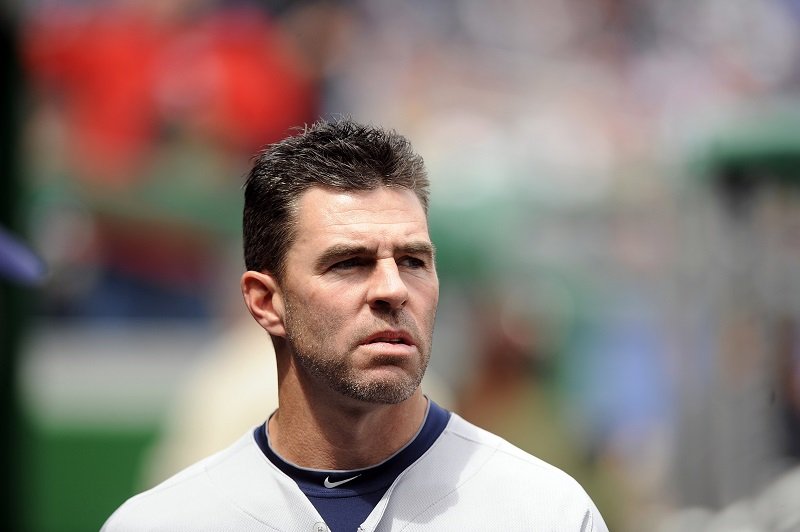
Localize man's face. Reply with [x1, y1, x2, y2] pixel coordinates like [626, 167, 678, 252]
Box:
[277, 186, 439, 404]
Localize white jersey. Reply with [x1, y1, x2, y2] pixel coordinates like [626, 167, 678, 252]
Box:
[103, 413, 608, 531]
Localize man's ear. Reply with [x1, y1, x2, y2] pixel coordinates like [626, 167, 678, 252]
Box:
[241, 270, 286, 337]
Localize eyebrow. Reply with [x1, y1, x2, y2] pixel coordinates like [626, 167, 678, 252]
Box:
[315, 241, 436, 271]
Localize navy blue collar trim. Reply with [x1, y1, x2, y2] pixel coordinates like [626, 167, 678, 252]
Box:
[254, 400, 451, 497]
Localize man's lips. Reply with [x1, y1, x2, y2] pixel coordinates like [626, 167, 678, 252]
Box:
[361, 330, 415, 347]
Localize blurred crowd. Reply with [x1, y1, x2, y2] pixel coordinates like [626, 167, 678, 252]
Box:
[16, 0, 800, 530]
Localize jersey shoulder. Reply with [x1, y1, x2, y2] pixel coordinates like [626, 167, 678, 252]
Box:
[101, 432, 273, 532]
[382, 414, 609, 532]
[445, 413, 586, 486]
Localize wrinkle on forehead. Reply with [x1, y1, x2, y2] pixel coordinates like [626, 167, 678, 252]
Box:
[296, 188, 429, 240]
[323, 216, 426, 227]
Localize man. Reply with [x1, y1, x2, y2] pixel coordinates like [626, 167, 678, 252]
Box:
[103, 119, 608, 531]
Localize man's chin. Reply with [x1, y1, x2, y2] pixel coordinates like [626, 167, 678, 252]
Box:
[337, 374, 422, 405]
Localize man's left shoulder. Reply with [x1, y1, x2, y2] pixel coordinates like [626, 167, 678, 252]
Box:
[410, 413, 609, 531]
[444, 414, 586, 492]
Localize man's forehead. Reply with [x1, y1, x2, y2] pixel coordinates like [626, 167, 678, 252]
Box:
[294, 186, 427, 227]
[288, 186, 431, 254]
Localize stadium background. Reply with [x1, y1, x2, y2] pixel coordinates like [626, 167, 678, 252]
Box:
[3, 1, 800, 530]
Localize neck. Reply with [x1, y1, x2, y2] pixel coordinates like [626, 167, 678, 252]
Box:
[268, 354, 428, 470]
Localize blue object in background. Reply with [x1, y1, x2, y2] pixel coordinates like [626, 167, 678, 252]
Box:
[0, 225, 46, 286]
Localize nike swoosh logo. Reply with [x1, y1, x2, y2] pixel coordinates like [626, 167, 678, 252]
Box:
[323, 474, 361, 488]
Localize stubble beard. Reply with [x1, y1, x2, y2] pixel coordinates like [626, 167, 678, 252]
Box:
[282, 294, 434, 405]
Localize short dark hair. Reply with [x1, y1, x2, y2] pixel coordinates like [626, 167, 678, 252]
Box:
[243, 118, 430, 278]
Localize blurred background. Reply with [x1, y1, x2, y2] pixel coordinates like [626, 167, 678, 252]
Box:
[3, 0, 800, 530]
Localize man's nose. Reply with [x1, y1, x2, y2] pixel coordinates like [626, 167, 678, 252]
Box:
[367, 259, 409, 311]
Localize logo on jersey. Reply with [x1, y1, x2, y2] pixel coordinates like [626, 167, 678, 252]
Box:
[323, 474, 361, 488]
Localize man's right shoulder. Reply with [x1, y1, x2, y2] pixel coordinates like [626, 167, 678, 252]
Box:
[101, 433, 266, 531]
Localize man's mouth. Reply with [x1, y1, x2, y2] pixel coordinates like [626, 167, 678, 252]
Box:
[363, 331, 414, 346]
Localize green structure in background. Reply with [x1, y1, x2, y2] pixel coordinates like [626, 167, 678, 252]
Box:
[27, 426, 160, 532]
[690, 102, 800, 217]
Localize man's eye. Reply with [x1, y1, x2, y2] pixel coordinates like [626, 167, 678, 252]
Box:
[399, 256, 426, 269]
[331, 258, 364, 270]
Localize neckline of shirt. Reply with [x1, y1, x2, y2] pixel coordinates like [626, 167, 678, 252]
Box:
[254, 398, 451, 498]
